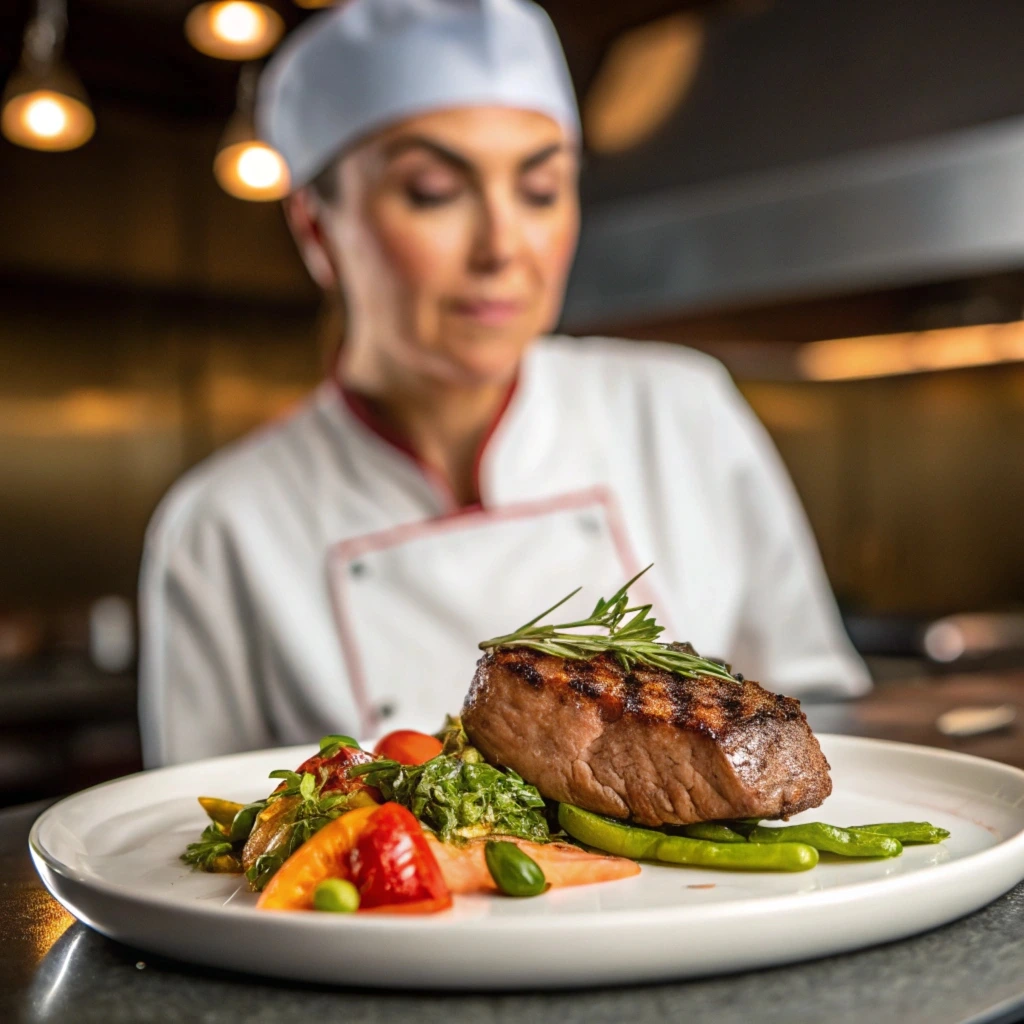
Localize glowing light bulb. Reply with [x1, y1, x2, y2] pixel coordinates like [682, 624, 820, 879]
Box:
[185, 2, 284, 61]
[211, 2, 264, 44]
[2, 89, 95, 151]
[236, 144, 285, 189]
[23, 95, 68, 138]
[214, 136, 290, 200]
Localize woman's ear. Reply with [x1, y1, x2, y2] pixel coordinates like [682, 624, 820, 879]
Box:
[283, 188, 339, 291]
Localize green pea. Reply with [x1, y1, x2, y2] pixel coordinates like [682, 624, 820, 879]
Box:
[484, 841, 547, 897]
[313, 878, 361, 913]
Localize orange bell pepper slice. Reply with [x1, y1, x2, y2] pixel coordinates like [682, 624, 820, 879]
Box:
[256, 804, 377, 911]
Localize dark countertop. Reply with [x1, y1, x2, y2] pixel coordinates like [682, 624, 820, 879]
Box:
[4, 673, 1024, 1024]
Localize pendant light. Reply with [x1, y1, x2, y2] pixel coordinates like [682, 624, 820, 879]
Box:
[214, 64, 290, 201]
[1, 0, 94, 152]
[186, 2, 285, 61]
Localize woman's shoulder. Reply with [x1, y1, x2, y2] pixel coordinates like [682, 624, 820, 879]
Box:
[144, 386, 333, 558]
[534, 334, 734, 396]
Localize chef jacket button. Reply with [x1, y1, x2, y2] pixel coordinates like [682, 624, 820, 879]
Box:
[377, 702, 396, 720]
[578, 514, 601, 536]
[349, 561, 368, 578]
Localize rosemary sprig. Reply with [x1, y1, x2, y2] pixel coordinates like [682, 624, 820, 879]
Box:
[478, 566, 739, 684]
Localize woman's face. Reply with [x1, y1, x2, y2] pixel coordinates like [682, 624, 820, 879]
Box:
[305, 106, 580, 388]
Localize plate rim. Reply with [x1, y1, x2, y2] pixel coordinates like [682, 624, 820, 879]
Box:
[29, 733, 1024, 932]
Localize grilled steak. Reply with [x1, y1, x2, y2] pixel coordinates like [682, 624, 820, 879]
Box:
[461, 646, 831, 826]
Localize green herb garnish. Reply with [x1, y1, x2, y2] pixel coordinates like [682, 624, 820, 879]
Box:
[182, 823, 238, 871]
[479, 566, 739, 683]
[350, 754, 549, 844]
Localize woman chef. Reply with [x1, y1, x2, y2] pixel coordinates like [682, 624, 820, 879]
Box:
[139, 0, 869, 767]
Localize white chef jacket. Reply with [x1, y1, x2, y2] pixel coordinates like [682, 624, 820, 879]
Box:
[139, 336, 869, 767]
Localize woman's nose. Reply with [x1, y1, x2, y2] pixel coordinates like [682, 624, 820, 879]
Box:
[468, 193, 520, 274]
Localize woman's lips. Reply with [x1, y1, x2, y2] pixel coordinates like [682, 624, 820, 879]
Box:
[449, 298, 525, 326]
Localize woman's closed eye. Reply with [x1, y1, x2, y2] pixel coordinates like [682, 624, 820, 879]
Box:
[520, 187, 559, 207]
[405, 184, 463, 208]
[403, 169, 464, 208]
[519, 167, 564, 208]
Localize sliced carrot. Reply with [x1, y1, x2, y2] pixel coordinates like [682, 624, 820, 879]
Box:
[424, 835, 641, 894]
[256, 805, 378, 911]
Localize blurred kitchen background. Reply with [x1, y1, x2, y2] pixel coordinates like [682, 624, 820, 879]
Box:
[2, 0, 1024, 806]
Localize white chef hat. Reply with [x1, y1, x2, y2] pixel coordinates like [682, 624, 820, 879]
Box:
[257, 0, 580, 191]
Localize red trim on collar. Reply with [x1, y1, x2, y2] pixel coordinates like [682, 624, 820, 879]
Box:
[333, 374, 519, 511]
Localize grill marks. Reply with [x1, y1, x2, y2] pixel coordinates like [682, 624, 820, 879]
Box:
[492, 648, 800, 737]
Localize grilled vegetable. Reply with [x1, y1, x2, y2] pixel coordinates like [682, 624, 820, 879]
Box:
[484, 840, 547, 897]
[558, 804, 820, 872]
[198, 797, 245, 828]
[257, 805, 378, 910]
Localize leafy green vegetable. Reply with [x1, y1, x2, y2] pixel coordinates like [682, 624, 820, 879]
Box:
[182, 823, 237, 870]
[319, 734, 361, 758]
[350, 754, 549, 843]
[227, 801, 266, 843]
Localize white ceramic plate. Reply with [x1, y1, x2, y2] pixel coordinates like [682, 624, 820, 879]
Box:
[30, 735, 1024, 990]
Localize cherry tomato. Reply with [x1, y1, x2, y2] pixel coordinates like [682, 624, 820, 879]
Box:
[373, 730, 443, 765]
[349, 803, 451, 912]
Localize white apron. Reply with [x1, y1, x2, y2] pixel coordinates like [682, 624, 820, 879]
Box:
[139, 336, 869, 767]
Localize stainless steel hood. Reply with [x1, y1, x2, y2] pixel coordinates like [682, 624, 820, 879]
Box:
[564, 116, 1024, 331]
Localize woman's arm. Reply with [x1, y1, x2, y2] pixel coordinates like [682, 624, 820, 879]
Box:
[714, 370, 872, 698]
[138, 492, 274, 768]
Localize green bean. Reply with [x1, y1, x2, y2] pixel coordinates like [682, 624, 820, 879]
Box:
[484, 841, 547, 897]
[557, 804, 818, 872]
[747, 823, 902, 858]
[313, 878, 360, 913]
[654, 834, 818, 871]
[850, 822, 950, 845]
[676, 822, 747, 843]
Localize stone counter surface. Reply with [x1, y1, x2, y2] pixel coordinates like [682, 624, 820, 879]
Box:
[3, 800, 1024, 1024]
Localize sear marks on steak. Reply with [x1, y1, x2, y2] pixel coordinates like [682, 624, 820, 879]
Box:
[461, 647, 831, 827]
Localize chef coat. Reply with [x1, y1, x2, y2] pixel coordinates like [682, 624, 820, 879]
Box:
[139, 336, 870, 767]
